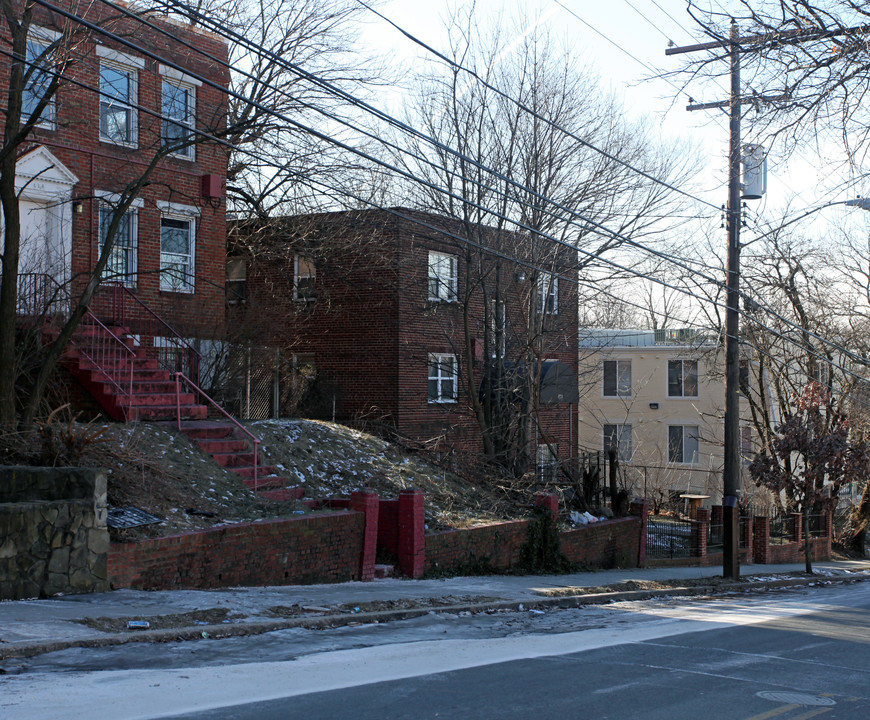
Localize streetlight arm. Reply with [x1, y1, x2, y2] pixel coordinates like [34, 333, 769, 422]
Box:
[742, 198, 869, 248]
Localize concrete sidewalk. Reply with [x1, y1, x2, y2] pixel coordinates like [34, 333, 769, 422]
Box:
[2, 560, 869, 660]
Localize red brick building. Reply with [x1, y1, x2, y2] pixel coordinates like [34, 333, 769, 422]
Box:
[5, 0, 229, 342]
[230, 208, 580, 478]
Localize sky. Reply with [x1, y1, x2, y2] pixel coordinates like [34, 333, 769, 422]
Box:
[357, 0, 869, 241]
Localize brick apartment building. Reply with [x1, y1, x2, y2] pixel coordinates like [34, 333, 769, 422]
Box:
[229, 208, 580, 478]
[6, 0, 229, 344]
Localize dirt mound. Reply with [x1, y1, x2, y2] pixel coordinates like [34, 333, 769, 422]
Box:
[10, 418, 517, 541]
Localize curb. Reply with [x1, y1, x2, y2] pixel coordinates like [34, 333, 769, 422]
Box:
[2, 571, 866, 660]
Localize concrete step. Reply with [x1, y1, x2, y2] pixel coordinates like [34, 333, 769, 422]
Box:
[240, 474, 285, 490]
[211, 451, 257, 468]
[128, 404, 207, 421]
[256, 487, 305, 502]
[196, 438, 249, 454]
[179, 422, 236, 440]
[235, 465, 279, 479]
[374, 564, 394, 579]
[126, 392, 196, 407]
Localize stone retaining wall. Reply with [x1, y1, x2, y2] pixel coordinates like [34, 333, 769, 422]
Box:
[0, 466, 109, 599]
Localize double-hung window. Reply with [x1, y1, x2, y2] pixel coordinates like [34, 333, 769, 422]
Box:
[603, 359, 631, 397]
[159, 65, 199, 158]
[667, 359, 698, 397]
[536, 272, 558, 314]
[668, 425, 700, 464]
[97, 47, 143, 146]
[428, 251, 457, 301]
[603, 424, 633, 462]
[157, 201, 198, 292]
[428, 353, 457, 403]
[98, 199, 140, 286]
[294, 255, 316, 301]
[22, 29, 59, 127]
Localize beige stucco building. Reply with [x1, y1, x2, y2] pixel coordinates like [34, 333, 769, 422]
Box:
[577, 328, 734, 509]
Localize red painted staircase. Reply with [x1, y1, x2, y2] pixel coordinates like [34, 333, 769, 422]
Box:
[62, 318, 207, 421]
[58, 301, 305, 503]
[176, 421, 302, 497]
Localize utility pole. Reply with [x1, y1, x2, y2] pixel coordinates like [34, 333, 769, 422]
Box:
[668, 21, 743, 578]
[722, 21, 742, 579]
[667, 19, 870, 579]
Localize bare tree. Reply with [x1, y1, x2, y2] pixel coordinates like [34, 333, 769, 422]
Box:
[390, 8, 700, 476]
[680, 1, 870, 171]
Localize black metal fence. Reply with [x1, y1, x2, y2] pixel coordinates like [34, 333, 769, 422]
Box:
[647, 516, 695, 559]
[648, 509, 829, 561]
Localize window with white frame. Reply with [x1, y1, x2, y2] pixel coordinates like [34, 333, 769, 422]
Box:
[99, 203, 138, 286]
[294, 254, 316, 301]
[536, 443, 558, 483]
[668, 425, 700, 464]
[99, 54, 139, 145]
[536, 272, 558, 314]
[22, 29, 59, 127]
[603, 424, 633, 462]
[603, 359, 631, 397]
[489, 298, 505, 357]
[160, 65, 198, 158]
[157, 202, 198, 293]
[667, 359, 698, 397]
[428, 251, 457, 301]
[428, 353, 457, 403]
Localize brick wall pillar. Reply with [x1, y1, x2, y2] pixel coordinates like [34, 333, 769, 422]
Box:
[692, 508, 709, 561]
[629, 499, 649, 568]
[740, 515, 754, 558]
[824, 510, 833, 557]
[753, 516, 770, 564]
[791, 512, 803, 545]
[350, 489, 379, 582]
[535, 492, 559, 524]
[398, 488, 425, 579]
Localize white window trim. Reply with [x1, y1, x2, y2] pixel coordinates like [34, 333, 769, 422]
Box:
[95, 190, 144, 209]
[98, 58, 139, 147]
[24, 27, 60, 130]
[160, 75, 197, 160]
[155, 200, 199, 216]
[428, 251, 458, 302]
[159, 210, 196, 294]
[99, 202, 139, 287]
[96, 45, 145, 68]
[537, 272, 558, 315]
[668, 424, 701, 465]
[428, 353, 458, 404]
[602, 359, 632, 398]
[158, 64, 203, 86]
[667, 358, 699, 398]
[603, 423, 633, 463]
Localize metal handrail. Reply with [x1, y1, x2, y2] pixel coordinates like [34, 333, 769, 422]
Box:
[75, 310, 136, 420]
[174, 371, 260, 490]
[110, 283, 204, 365]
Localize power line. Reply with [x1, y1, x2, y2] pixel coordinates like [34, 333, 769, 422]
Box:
[29, 0, 870, 394]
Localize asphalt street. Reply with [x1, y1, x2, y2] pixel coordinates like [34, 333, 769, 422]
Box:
[4, 581, 869, 719]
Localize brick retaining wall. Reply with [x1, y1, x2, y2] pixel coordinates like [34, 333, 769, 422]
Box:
[425, 516, 641, 574]
[108, 511, 365, 590]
